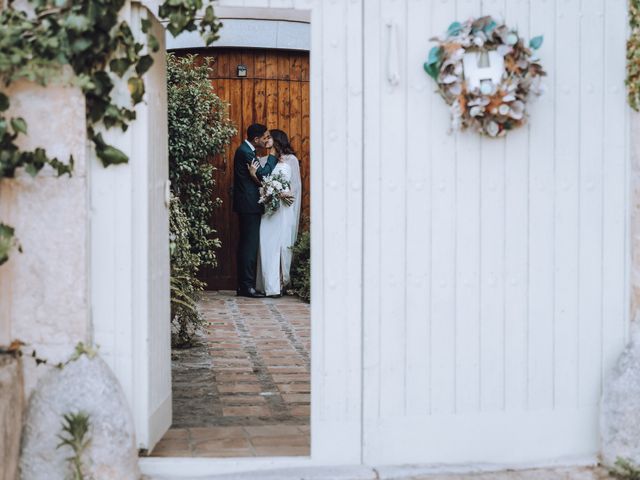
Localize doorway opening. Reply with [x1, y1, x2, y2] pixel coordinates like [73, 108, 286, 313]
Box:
[152, 45, 311, 458]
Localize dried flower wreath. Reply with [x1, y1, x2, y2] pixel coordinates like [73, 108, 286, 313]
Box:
[424, 16, 546, 137]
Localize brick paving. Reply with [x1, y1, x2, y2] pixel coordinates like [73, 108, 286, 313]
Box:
[151, 291, 310, 457]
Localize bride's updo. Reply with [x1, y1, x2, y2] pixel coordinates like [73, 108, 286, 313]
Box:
[270, 129, 296, 158]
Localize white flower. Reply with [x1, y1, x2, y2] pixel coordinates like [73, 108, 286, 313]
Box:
[470, 105, 484, 117]
[441, 74, 458, 84]
[449, 82, 462, 95]
[509, 100, 525, 119]
[486, 121, 500, 137]
[497, 45, 513, 57]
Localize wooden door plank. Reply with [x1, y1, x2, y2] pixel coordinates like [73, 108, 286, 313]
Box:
[254, 51, 267, 79]
[289, 80, 302, 157]
[216, 49, 230, 78]
[240, 49, 255, 79]
[277, 79, 291, 137]
[266, 52, 278, 79]
[290, 54, 303, 82]
[242, 73, 255, 139]
[277, 52, 291, 80]
[266, 79, 279, 130]
[301, 55, 310, 82]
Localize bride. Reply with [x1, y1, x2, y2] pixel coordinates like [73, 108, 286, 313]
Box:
[249, 129, 302, 297]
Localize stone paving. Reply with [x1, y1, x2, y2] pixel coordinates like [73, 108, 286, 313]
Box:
[150, 291, 310, 457]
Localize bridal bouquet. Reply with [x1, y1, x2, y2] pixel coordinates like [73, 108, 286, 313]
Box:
[258, 172, 291, 215]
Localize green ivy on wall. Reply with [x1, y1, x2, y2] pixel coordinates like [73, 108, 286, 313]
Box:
[0, 0, 222, 265]
[629, 0, 640, 110]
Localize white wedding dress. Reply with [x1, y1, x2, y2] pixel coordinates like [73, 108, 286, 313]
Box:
[256, 154, 302, 296]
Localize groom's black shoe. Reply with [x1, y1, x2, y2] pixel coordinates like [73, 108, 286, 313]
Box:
[237, 287, 265, 298]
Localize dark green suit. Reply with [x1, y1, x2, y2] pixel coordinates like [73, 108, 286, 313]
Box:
[233, 141, 277, 292]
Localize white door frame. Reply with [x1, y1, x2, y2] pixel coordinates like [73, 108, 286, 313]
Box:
[139, 1, 365, 476]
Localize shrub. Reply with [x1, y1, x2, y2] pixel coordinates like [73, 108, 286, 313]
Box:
[169, 194, 204, 347]
[610, 458, 640, 480]
[290, 230, 310, 303]
[167, 53, 236, 270]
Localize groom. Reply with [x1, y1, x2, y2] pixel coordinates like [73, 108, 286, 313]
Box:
[233, 123, 278, 298]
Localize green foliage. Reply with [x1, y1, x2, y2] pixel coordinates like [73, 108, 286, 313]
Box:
[629, 0, 640, 110]
[169, 194, 205, 347]
[0, 223, 21, 266]
[57, 412, 91, 480]
[290, 230, 310, 303]
[0, 0, 221, 264]
[160, 0, 221, 46]
[65, 342, 98, 364]
[167, 54, 236, 270]
[610, 458, 640, 480]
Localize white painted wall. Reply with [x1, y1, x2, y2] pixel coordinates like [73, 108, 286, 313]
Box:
[363, 0, 629, 466]
[0, 80, 88, 394]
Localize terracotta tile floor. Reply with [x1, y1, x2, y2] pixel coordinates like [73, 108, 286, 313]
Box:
[150, 291, 310, 458]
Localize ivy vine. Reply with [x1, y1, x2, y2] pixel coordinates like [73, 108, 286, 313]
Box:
[629, 0, 640, 110]
[0, 0, 222, 265]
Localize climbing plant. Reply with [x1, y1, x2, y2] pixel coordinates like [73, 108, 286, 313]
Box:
[0, 0, 222, 264]
[167, 54, 235, 270]
[629, 0, 640, 110]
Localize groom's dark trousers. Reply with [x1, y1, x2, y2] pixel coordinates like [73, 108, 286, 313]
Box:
[233, 141, 277, 293]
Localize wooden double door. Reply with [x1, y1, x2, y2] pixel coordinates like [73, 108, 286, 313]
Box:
[186, 48, 310, 290]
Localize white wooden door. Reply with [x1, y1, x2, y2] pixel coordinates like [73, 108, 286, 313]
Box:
[363, 0, 629, 466]
[130, 4, 172, 450]
[92, 2, 171, 452]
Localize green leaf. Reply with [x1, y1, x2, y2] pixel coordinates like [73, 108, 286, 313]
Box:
[529, 35, 544, 50]
[447, 21, 462, 36]
[0, 93, 9, 112]
[423, 62, 439, 80]
[135, 55, 154, 76]
[71, 38, 93, 53]
[147, 34, 160, 52]
[141, 18, 152, 34]
[427, 46, 442, 66]
[25, 162, 39, 177]
[484, 20, 497, 33]
[128, 77, 145, 104]
[203, 5, 215, 25]
[11, 118, 27, 135]
[109, 58, 130, 77]
[97, 144, 129, 166]
[64, 14, 91, 32]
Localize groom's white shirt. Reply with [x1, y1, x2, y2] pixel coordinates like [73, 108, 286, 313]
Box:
[244, 139, 255, 152]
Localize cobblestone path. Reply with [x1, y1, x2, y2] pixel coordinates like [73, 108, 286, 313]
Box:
[151, 291, 310, 457]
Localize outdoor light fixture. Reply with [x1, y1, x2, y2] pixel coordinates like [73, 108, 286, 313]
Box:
[237, 64, 248, 77]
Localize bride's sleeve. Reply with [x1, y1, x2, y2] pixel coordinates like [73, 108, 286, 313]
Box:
[289, 155, 303, 239]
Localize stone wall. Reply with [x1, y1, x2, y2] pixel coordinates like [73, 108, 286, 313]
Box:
[0, 79, 89, 394]
[0, 355, 23, 480]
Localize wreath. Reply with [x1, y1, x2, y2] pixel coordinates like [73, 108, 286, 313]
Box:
[424, 16, 546, 137]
